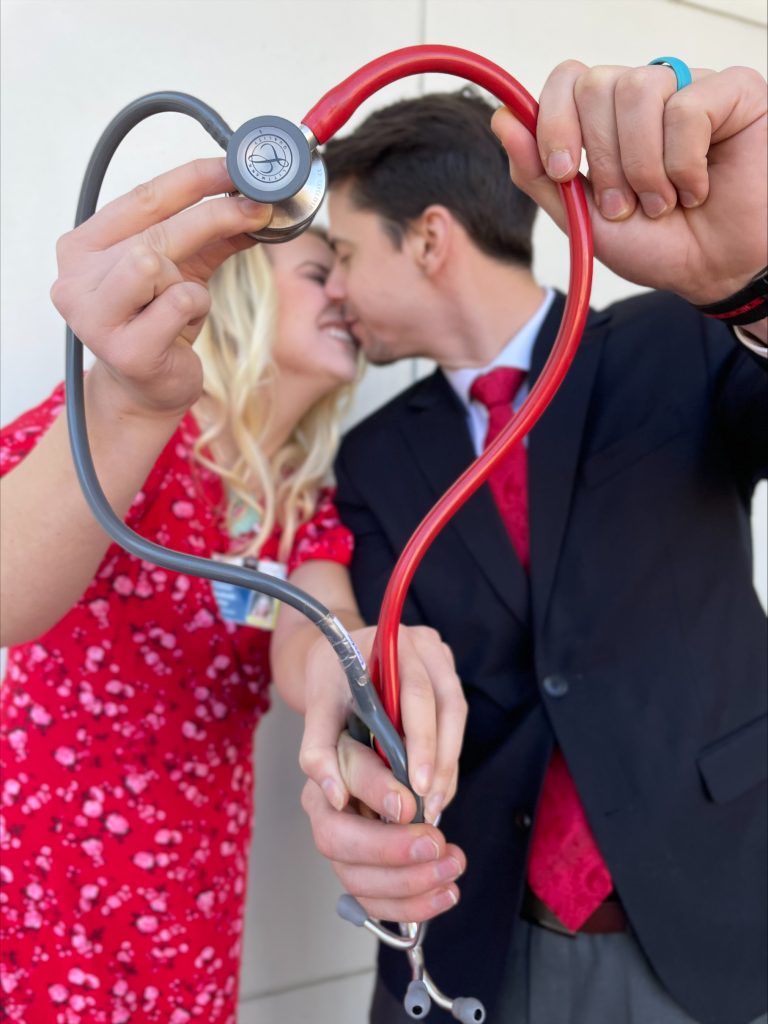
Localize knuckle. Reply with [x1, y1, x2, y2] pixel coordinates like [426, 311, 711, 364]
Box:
[537, 113, 576, 149]
[298, 746, 316, 777]
[620, 154, 658, 188]
[585, 148, 621, 182]
[127, 243, 161, 278]
[299, 744, 329, 781]
[404, 673, 432, 703]
[574, 65, 618, 102]
[55, 230, 76, 266]
[450, 690, 469, 717]
[167, 285, 195, 316]
[49, 278, 68, 316]
[312, 824, 334, 859]
[615, 67, 653, 100]
[402, 871, 428, 898]
[142, 221, 168, 254]
[299, 780, 314, 813]
[664, 151, 704, 183]
[728, 66, 766, 94]
[662, 94, 697, 122]
[551, 58, 587, 82]
[191, 157, 212, 184]
[132, 178, 162, 219]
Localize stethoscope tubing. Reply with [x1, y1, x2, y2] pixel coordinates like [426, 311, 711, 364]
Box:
[303, 45, 593, 734]
[63, 90, 414, 805]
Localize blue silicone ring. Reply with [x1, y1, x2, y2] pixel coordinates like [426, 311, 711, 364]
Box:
[648, 56, 693, 91]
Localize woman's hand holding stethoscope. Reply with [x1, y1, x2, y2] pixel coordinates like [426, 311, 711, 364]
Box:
[300, 624, 467, 829]
[51, 159, 271, 422]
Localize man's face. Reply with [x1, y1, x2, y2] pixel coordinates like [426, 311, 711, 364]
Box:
[326, 184, 433, 365]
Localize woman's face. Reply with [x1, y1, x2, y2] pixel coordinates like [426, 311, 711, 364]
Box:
[269, 231, 360, 393]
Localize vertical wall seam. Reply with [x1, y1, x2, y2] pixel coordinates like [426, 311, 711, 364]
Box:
[410, 0, 430, 385]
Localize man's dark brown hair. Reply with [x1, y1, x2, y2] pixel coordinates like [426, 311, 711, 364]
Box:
[323, 89, 537, 267]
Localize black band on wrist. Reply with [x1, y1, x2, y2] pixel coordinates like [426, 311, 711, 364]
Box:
[695, 267, 768, 325]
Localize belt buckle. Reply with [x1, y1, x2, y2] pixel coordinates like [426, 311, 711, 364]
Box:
[521, 888, 578, 939]
[535, 912, 577, 939]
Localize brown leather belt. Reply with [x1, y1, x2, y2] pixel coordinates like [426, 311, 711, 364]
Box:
[521, 886, 627, 937]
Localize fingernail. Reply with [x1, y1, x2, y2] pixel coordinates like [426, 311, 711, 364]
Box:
[410, 836, 440, 862]
[435, 856, 463, 882]
[547, 150, 574, 180]
[383, 791, 401, 824]
[321, 778, 344, 811]
[425, 793, 444, 824]
[432, 887, 458, 911]
[413, 764, 432, 796]
[238, 196, 268, 217]
[638, 192, 669, 218]
[600, 188, 631, 220]
[679, 191, 701, 208]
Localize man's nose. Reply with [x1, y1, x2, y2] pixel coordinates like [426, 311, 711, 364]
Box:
[324, 263, 346, 302]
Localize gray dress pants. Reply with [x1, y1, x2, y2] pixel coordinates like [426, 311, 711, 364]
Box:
[369, 920, 767, 1024]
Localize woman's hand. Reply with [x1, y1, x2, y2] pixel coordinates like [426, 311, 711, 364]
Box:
[50, 157, 272, 418]
[492, 62, 767, 305]
[298, 623, 467, 827]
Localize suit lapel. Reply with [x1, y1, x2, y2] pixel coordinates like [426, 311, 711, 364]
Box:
[401, 370, 531, 630]
[528, 293, 609, 635]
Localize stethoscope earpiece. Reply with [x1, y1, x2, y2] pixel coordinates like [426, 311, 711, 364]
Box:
[226, 116, 326, 243]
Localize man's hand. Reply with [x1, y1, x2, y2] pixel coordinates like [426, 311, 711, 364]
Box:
[50, 157, 272, 418]
[302, 733, 466, 924]
[299, 624, 468, 826]
[492, 62, 767, 305]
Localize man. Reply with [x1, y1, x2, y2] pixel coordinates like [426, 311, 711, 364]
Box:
[300, 61, 767, 1023]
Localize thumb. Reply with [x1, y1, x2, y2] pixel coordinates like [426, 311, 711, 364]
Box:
[298, 689, 351, 813]
[491, 107, 572, 234]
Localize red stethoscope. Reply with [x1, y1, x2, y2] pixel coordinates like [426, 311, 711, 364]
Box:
[65, 45, 592, 1022]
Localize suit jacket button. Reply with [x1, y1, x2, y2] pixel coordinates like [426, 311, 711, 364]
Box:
[543, 674, 569, 698]
[514, 811, 532, 830]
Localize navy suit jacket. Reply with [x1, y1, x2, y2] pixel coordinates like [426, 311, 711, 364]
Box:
[334, 292, 768, 1024]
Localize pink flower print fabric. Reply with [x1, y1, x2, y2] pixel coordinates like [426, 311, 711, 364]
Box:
[0, 382, 353, 1022]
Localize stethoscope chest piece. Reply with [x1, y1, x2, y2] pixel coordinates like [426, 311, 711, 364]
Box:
[226, 115, 326, 242]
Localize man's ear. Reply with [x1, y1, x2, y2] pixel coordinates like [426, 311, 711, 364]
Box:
[407, 205, 454, 276]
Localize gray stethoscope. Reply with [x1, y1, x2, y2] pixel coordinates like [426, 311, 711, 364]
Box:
[65, 45, 593, 1022]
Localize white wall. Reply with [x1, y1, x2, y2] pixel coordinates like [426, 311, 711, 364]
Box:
[1, 2, 765, 1021]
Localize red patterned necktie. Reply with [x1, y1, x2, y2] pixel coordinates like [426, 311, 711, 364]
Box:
[469, 368, 529, 569]
[470, 366, 612, 932]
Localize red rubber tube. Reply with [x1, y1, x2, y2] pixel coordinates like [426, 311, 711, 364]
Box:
[304, 45, 593, 736]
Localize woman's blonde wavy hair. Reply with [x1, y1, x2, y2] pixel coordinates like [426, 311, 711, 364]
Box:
[192, 235, 360, 562]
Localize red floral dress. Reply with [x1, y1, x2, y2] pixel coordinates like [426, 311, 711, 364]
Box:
[0, 383, 353, 1024]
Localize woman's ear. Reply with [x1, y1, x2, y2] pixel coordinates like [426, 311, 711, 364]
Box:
[407, 205, 453, 277]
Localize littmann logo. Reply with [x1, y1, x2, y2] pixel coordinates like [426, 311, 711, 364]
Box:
[245, 131, 293, 184]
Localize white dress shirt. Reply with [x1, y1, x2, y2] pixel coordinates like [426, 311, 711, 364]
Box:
[441, 289, 555, 456]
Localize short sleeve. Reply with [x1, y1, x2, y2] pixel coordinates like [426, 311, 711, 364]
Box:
[288, 487, 354, 574]
[0, 382, 66, 478]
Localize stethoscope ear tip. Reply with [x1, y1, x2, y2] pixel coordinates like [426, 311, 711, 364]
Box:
[405, 979, 431, 1018]
[451, 997, 486, 1023]
[335, 893, 368, 927]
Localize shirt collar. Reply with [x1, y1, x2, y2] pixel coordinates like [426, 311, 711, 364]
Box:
[442, 288, 555, 411]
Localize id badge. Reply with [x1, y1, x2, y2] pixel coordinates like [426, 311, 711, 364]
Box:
[210, 555, 288, 631]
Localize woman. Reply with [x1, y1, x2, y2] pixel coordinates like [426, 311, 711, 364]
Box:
[0, 159, 466, 1023]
